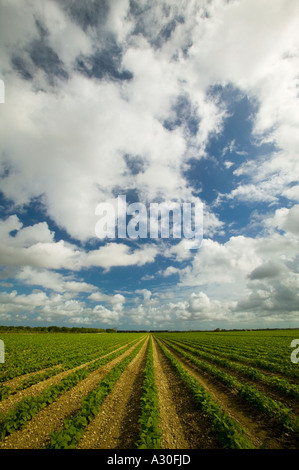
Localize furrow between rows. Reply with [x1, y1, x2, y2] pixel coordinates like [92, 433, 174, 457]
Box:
[0, 337, 144, 449]
[159, 338, 298, 449]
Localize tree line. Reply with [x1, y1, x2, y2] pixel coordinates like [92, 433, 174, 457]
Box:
[0, 325, 117, 334]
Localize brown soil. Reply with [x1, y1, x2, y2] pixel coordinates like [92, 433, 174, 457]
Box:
[194, 352, 299, 416]
[1, 365, 64, 392]
[0, 334, 297, 450]
[79, 336, 220, 450]
[0, 340, 135, 417]
[161, 339, 298, 449]
[173, 343, 299, 414]
[77, 336, 149, 449]
[0, 338, 145, 449]
[152, 338, 219, 449]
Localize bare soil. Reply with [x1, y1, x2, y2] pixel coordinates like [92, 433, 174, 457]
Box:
[77, 336, 149, 449]
[161, 339, 298, 449]
[0, 334, 297, 450]
[152, 338, 220, 449]
[173, 343, 299, 414]
[1, 365, 64, 392]
[79, 336, 220, 450]
[0, 340, 135, 416]
[0, 338, 144, 449]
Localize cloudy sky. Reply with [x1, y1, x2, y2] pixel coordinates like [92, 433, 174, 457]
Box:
[0, 0, 299, 330]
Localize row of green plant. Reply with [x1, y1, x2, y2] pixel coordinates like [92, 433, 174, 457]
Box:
[163, 339, 299, 437]
[0, 384, 10, 401]
[15, 366, 63, 392]
[188, 340, 297, 379]
[46, 338, 147, 449]
[158, 331, 299, 379]
[0, 338, 141, 440]
[168, 338, 299, 399]
[0, 332, 142, 383]
[156, 339, 255, 449]
[0, 334, 142, 405]
[0, 341, 132, 401]
[173, 336, 286, 364]
[136, 337, 161, 449]
[0, 366, 65, 403]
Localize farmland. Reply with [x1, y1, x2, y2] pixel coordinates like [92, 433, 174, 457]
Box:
[0, 329, 298, 450]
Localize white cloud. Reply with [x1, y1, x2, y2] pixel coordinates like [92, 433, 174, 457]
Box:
[16, 266, 97, 294]
[0, 215, 162, 273]
[271, 205, 299, 236]
[167, 240, 194, 262]
[162, 205, 299, 324]
[135, 289, 152, 302]
[1, 0, 299, 330]
[106, 0, 132, 42]
[180, 236, 261, 287]
[187, 0, 299, 89]
[160, 266, 180, 277]
[85, 242, 159, 270]
[0, 1, 231, 243]
[179, 0, 299, 206]
[0, 71, 192, 240]
[282, 185, 299, 202]
[0, 287, 123, 326]
[92, 304, 122, 325]
[42, 0, 93, 68]
[89, 291, 125, 310]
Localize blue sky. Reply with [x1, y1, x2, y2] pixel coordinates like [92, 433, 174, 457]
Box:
[0, 0, 299, 330]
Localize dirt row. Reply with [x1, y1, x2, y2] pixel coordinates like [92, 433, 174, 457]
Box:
[152, 337, 219, 449]
[77, 336, 149, 448]
[77, 337, 298, 449]
[0, 336, 218, 449]
[0, 340, 137, 417]
[0, 335, 298, 449]
[0, 338, 145, 449]
[160, 339, 298, 449]
[172, 343, 299, 416]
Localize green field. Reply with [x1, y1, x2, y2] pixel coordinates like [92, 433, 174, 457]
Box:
[0, 329, 298, 449]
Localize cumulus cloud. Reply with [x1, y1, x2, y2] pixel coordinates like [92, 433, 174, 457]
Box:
[0, 215, 161, 271]
[85, 242, 159, 270]
[16, 266, 97, 294]
[1, 0, 299, 329]
[271, 205, 299, 236]
[0, 287, 124, 326]
[0, 0, 231, 244]
[92, 304, 122, 325]
[89, 291, 125, 311]
[186, 0, 299, 207]
[0, 216, 83, 270]
[248, 261, 288, 281]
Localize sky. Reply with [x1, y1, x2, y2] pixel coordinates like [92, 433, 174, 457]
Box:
[0, 0, 299, 331]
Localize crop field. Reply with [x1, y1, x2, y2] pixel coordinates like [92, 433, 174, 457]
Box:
[0, 329, 298, 450]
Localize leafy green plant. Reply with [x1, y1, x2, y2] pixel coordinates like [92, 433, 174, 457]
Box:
[157, 339, 254, 449]
[0, 385, 10, 401]
[0, 338, 141, 440]
[168, 338, 299, 399]
[163, 339, 299, 437]
[136, 337, 161, 449]
[47, 339, 146, 449]
[0, 332, 143, 384]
